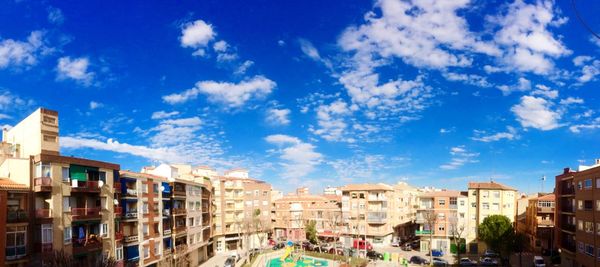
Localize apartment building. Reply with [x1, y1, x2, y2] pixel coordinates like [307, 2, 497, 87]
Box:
[0, 178, 30, 267]
[393, 182, 420, 242]
[415, 190, 468, 253]
[466, 181, 517, 253]
[272, 193, 342, 242]
[555, 163, 600, 267]
[0, 108, 121, 266]
[212, 169, 271, 253]
[143, 164, 214, 266]
[522, 194, 555, 252]
[340, 183, 397, 247]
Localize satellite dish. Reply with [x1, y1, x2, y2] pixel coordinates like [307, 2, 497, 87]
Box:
[98, 180, 104, 187]
[113, 199, 119, 205]
[160, 186, 165, 192]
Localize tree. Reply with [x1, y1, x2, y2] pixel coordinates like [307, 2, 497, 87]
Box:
[449, 214, 466, 263]
[306, 220, 318, 244]
[512, 232, 528, 267]
[421, 210, 437, 265]
[478, 215, 514, 264]
[44, 250, 76, 267]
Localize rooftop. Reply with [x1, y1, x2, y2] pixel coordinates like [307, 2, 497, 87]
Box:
[0, 178, 28, 191]
[468, 181, 517, 191]
[340, 183, 393, 191]
[420, 190, 463, 198]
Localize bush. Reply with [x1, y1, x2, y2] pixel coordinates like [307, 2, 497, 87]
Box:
[303, 251, 368, 267]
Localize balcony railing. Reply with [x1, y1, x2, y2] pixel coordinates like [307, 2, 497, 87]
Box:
[561, 187, 575, 195]
[34, 177, 52, 191]
[174, 225, 186, 234]
[71, 208, 101, 220]
[163, 229, 172, 235]
[114, 207, 123, 216]
[124, 235, 139, 243]
[72, 241, 102, 254]
[71, 181, 101, 192]
[562, 224, 576, 232]
[7, 210, 29, 223]
[115, 232, 124, 240]
[367, 212, 387, 224]
[124, 211, 138, 219]
[538, 219, 553, 227]
[163, 248, 172, 256]
[537, 207, 555, 213]
[40, 243, 53, 253]
[124, 188, 138, 197]
[561, 205, 575, 213]
[5, 245, 27, 260]
[172, 208, 186, 215]
[35, 209, 51, 219]
[175, 244, 188, 252]
[561, 239, 576, 252]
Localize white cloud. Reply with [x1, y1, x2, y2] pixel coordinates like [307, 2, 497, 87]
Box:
[531, 84, 558, 99]
[560, 97, 584, 105]
[234, 60, 254, 75]
[496, 77, 531, 95]
[89, 101, 103, 110]
[299, 38, 320, 61]
[151, 110, 180, 120]
[277, 40, 286, 46]
[266, 108, 291, 125]
[472, 126, 518, 142]
[62, 137, 185, 163]
[491, 0, 570, 74]
[56, 56, 94, 86]
[574, 57, 600, 83]
[440, 145, 479, 170]
[310, 99, 353, 142]
[570, 117, 600, 133]
[0, 31, 45, 69]
[511, 95, 561, 130]
[180, 20, 215, 56]
[265, 134, 322, 179]
[329, 154, 409, 182]
[213, 40, 228, 52]
[440, 128, 455, 134]
[163, 75, 276, 108]
[442, 72, 492, 88]
[47, 6, 64, 25]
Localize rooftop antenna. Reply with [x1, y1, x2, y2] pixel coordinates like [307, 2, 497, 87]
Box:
[541, 175, 546, 193]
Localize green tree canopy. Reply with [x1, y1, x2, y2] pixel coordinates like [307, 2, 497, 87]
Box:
[478, 215, 514, 255]
[306, 220, 318, 244]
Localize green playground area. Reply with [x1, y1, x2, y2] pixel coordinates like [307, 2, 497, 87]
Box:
[267, 256, 329, 267]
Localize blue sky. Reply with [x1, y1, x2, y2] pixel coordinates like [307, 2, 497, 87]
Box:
[1, 0, 599, 194]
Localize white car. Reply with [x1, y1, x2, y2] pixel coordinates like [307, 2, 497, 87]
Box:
[534, 256, 545, 267]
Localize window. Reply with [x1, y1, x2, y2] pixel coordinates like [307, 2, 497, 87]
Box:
[585, 221, 594, 233]
[578, 181, 583, 190]
[263, 200, 268, 206]
[597, 178, 600, 188]
[254, 190, 259, 196]
[493, 191, 500, 198]
[459, 200, 465, 206]
[471, 203, 476, 208]
[585, 200, 594, 211]
[43, 115, 56, 124]
[189, 202, 194, 211]
[116, 246, 123, 261]
[482, 203, 489, 210]
[585, 244, 594, 256]
[154, 243, 160, 256]
[142, 202, 149, 214]
[42, 224, 53, 244]
[63, 197, 71, 212]
[492, 203, 499, 211]
[578, 241, 584, 252]
[578, 220, 584, 230]
[62, 167, 70, 182]
[438, 225, 445, 231]
[438, 213, 445, 219]
[438, 199, 446, 206]
[6, 226, 26, 259]
[359, 204, 365, 210]
[449, 198, 457, 206]
[64, 226, 72, 243]
[100, 223, 108, 237]
[153, 183, 159, 193]
[43, 135, 57, 142]
[144, 246, 150, 259]
[99, 171, 106, 183]
[189, 218, 194, 227]
[459, 213, 465, 218]
[142, 184, 148, 193]
[37, 163, 52, 178]
[245, 201, 252, 206]
[585, 179, 593, 189]
[143, 223, 149, 236]
[263, 191, 268, 196]
[482, 191, 489, 198]
[578, 200, 583, 210]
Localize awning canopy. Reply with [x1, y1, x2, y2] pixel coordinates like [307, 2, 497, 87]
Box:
[69, 165, 98, 182]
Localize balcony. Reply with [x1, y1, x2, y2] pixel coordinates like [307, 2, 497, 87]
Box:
[7, 210, 29, 223]
[173, 208, 186, 216]
[538, 207, 555, 213]
[115, 232, 124, 241]
[163, 248, 172, 256]
[124, 235, 139, 243]
[124, 188, 138, 197]
[174, 225, 187, 235]
[367, 212, 387, 224]
[5, 245, 27, 260]
[175, 244, 188, 253]
[562, 223, 576, 233]
[71, 207, 101, 220]
[123, 210, 138, 220]
[35, 209, 51, 219]
[113, 182, 121, 193]
[34, 177, 52, 192]
[538, 218, 554, 227]
[415, 230, 432, 236]
[72, 180, 101, 192]
[561, 238, 576, 253]
[368, 195, 387, 202]
[72, 240, 102, 255]
[114, 207, 123, 216]
[163, 228, 172, 235]
[561, 187, 575, 195]
[560, 205, 575, 213]
[163, 209, 171, 217]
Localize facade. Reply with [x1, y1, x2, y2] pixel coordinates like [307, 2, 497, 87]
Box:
[393, 182, 420, 242]
[466, 181, 517, 253]
[555, 163, 600, 267]
[340, 183, 397, 247]
[415, 190, 468, 253]
[211, 169, 271, 253]
[273, 194, 342, 242]
[0, 179, 30, 267]
[523, 194, 555, 252]
[0, 108, 121, 266]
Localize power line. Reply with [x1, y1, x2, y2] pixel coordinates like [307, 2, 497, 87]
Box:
[571, 0, 600, 40]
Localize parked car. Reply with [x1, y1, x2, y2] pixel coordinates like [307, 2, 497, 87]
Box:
[459, 258, 477, 266]
[483, 249, 499, 258]
[390, 241, 400, 247]
[352, 239, 373, 251]
[480, 257, 498, 266]
[410, 256, 429, 265]
[224, 256, 236, 267]
[328, 247, 344, 256]
[230, 251, 241, 262]
[534, 256, 546, 267]
[268, 239, 276, 246]
[317, 243, 333, 253]
[429, 249, 444, 257]
[366, 250, 383, 260]
[301, 241, 315, 251]
[272, 243, 285, 250]
[402, 243, 412, 251]
[248, 248, 261, 258]
[411, 240, 420, 249]
[432, 257, 448, 266]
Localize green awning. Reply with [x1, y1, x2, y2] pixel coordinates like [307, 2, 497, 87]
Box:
[70, 165, 98, 182]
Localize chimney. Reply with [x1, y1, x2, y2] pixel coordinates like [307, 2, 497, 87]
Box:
[595, 159, 600, 165]
[563, 167, 571, 174]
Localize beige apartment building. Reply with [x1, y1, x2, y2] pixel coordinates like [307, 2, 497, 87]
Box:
[340, 183, 397, 247]
[416, 190, 468, 253]
[0, 108, 121, 266]
[393, 182, 420, 242]
[272, 193, 342, 242]
[466, 181, 517, 253]
[211, 169, 272, 253]
[522, 194, 555, 252]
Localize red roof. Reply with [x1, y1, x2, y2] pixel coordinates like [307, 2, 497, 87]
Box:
[0, 179, 28, 191]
